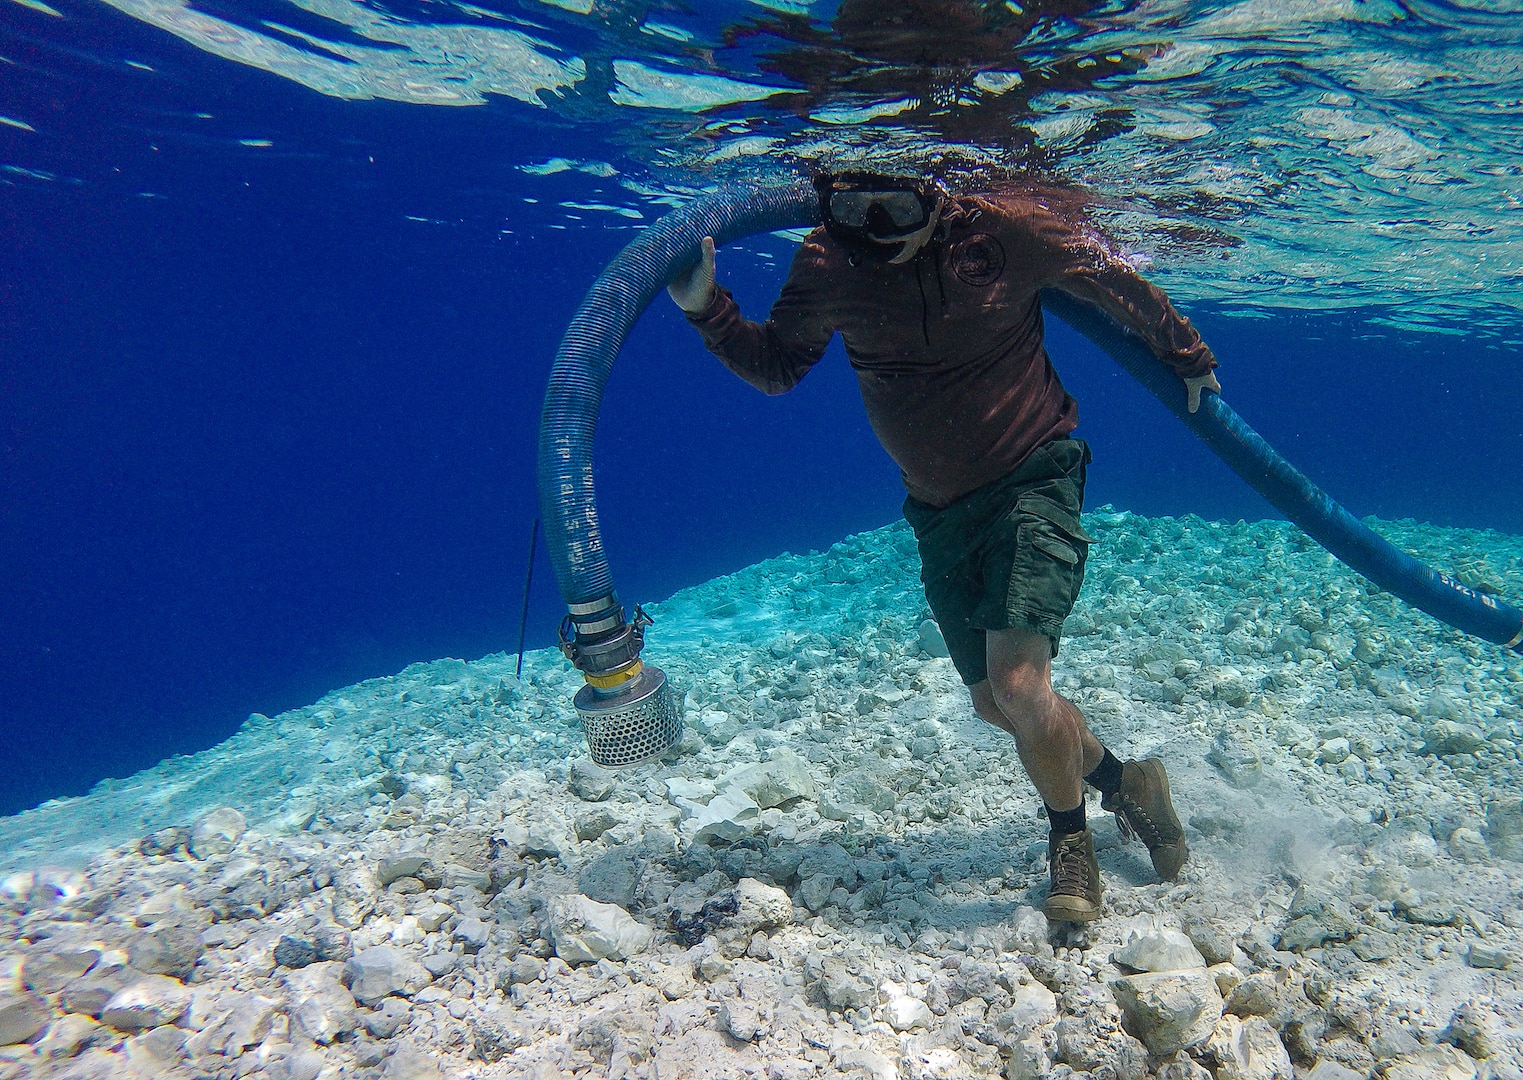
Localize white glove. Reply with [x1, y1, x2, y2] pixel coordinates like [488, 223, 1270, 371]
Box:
[668, 236, 716, 315]
[1184, 371, 1221, 414]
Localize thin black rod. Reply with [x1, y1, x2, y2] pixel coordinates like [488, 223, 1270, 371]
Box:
[515, 517, 540, 679]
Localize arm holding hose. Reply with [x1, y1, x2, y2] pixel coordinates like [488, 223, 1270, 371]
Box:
[668, 233, 836, 395]
[1015, 198, 1222, 414]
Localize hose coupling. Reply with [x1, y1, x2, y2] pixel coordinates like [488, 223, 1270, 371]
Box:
[556, 595, 681, 767]
[557, 595, 651, 689]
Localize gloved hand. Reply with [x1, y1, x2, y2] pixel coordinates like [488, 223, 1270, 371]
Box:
[1184, 371, 1221, 414]
[668, 235, 716, 315]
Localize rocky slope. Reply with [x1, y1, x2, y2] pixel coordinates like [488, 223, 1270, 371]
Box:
[0, 510, 1520, 1080]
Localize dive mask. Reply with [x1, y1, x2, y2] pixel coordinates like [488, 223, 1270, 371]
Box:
[815, 173, 946, 263]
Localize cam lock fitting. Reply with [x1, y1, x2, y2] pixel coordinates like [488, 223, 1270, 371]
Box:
[557, 596, 653, 691]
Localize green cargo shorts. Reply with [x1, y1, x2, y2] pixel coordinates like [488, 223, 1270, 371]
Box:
[903, 438, 1095, 685]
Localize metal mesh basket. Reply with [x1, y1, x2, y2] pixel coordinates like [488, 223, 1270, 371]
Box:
[574, 665, 681, 768]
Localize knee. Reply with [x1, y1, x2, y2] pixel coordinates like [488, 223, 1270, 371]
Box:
[990, 665, 1054, 725]
[968, 682, 1013, 731]
[985, 627, 1058, 730]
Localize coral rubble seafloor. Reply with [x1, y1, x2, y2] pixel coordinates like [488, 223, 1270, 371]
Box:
[1, 511, 1521, 1080]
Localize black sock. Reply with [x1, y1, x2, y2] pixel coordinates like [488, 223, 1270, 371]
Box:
[1046, 801, 1086, 836]
[1084, 748, 1125, 798]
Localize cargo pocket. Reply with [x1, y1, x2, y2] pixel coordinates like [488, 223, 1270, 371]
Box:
[1031, 532, 1080, 566]
[1019, 491, 1096, 552]
[1010, 489, 1097, 623]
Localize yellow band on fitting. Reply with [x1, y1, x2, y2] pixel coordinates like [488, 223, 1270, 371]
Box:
[585, 660, 642, 690]
[1506, 624, 1523, 649]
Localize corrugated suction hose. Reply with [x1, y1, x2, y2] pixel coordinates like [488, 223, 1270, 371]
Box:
[1040, 289, 1523, 653]
[537, 180, 1523, 663]
[537, 179, 820, 610]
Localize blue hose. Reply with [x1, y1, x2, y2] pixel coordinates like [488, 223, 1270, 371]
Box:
[537, 182, 1523, 654]
[1039, 290, 1523, 652]
[537, 178, 819, 610]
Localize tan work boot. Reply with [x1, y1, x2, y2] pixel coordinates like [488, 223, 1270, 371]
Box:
[1101, 758, 1188, 880]
[1044, 828, 1102, 922]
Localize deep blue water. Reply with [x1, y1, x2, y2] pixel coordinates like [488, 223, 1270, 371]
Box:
[3, 0, 1521, 817]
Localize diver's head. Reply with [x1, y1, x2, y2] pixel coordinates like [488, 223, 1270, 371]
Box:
[814, 172, 948, 264]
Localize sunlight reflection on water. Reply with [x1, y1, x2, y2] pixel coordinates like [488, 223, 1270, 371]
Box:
[16, 0, 1521, 336]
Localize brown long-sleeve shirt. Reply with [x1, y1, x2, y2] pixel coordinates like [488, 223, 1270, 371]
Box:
[687, 191, 1216, 509]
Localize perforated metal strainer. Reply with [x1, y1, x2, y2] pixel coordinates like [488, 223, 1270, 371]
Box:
[574, 664, 681, 768]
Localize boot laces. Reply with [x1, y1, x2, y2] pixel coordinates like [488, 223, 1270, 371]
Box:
[1115, 796, 1164, 849]
[1051, 836, 1092, 894]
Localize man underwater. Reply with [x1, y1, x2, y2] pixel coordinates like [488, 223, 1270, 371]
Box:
[668, 172, 1220, 922]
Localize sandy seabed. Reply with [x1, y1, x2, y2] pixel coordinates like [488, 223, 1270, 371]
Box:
[1, 509, 1521, 1080]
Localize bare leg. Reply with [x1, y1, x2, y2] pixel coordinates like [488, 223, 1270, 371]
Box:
[968, 627, 1102, 811]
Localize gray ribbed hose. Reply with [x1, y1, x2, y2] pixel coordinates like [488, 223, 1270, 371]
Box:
[537, 181, 1523, 653]
[537, 179, 819, 608]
